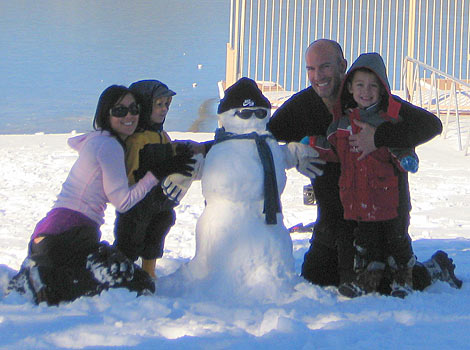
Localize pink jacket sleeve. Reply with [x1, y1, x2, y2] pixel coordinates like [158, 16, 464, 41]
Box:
[97, 139, 158, 213]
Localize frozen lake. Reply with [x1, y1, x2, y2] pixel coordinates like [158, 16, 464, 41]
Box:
[0, 0, 228, 134]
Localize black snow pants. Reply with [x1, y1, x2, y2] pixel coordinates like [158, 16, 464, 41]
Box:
[114, 186, 176, 262]
[13, 225, 154, 306]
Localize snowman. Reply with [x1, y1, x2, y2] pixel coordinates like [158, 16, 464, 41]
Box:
[159, 77, 323, 302]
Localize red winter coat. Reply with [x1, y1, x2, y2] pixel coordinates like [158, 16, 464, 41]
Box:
[311, 106, 403, 221]
[310, 53, 405, 222]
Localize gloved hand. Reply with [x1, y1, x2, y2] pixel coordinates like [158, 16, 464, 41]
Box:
[86, 242, 134, 286]
[297, 156, 325, 179]
[400, 155, 419, 173]
[161, 177, 187, 204]
[287, 142, 325, 178]
[161, 153, 204, 204]
[300, 136, 311, 145]
[150, 143, 196, 180]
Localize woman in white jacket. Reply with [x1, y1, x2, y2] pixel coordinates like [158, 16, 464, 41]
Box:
[8, 85, 194, 305]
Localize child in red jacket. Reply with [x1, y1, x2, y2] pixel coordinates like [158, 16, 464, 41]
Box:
[304, 53, 419, 298]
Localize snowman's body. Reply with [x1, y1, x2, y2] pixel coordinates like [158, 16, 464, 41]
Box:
[183, 130, 296, 300]
[157, 79, 320, 302]
[158, 125, 297, 302]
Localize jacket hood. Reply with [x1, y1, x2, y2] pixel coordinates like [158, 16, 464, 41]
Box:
[67, 130, 110, 152]
[348, 53, 391, 91]
[338, 52, 401, 119]
[129, 80, 176, 130]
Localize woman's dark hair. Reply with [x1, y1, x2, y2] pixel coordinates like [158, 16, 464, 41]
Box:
[93, 85, 137, 147]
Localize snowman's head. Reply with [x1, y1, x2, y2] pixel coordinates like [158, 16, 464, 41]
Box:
[218, 107, 271, 134]
[217, 77, 271, 134]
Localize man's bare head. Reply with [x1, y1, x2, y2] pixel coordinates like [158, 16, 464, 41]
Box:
[305, 39, 348, 109]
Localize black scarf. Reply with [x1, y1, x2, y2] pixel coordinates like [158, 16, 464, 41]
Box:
[214, 128, 281, 225]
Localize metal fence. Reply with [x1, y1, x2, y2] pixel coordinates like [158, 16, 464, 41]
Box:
[224, 0, 470, 100]
[404, 56, 470, 155]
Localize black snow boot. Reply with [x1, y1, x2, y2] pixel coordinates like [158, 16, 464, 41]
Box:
[338, 281, 365, 298]
[338, 242, 371, 298]
[422, 250, 463, 289]
[339, 261, 385, 298]
[119, 266, 156, 296]
[389, 256, 415, 298]
[86, 242, 155, 296]
[7, 258, 47, 305]
[86, 242, 134, 287]
[356, 261, 386, 294]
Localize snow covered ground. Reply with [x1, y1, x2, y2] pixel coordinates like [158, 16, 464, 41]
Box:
[0, 126, 469, 350]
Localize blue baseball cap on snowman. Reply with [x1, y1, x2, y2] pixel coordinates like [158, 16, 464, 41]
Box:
[218, 77, 271, 115]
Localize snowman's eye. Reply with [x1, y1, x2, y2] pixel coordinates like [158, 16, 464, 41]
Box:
[234, 109, 268, 119]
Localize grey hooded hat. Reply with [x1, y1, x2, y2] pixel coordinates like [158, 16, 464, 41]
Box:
[129, 79, 176, 129]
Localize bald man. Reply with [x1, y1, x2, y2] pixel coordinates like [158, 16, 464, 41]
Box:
[268, 39, 461, 295]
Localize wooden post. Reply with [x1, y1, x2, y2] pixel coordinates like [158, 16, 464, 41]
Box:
[225, 43, 237, 89]
[406, 0, 417, 97]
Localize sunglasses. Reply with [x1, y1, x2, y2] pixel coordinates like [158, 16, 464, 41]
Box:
[110, 103, 140, 118]
[234, 109, 268, 120]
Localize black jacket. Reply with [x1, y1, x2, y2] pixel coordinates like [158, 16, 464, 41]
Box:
[267, 86, 442, 146]
[267, 86, 442, 245]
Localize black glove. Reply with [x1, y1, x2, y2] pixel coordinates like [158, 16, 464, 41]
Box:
[174, 142, 194, 158]
[134, 143, 174, 182]
[150, 143, 196, 180]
